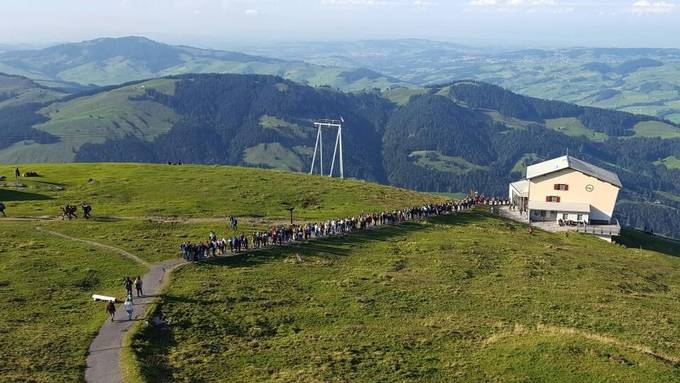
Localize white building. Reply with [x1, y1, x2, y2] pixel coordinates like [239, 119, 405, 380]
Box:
[509, 155, 622, 226]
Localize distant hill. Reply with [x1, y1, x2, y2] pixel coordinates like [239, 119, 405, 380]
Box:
[0, 36, 407, 91]
[0, 73, 678, 238]
[0, 73, 66, 110]
[244, 40, 680, 124]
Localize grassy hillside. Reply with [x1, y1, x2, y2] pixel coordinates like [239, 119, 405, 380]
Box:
[616, 228, 680, 257]
[130, 211, 680, 382]
[1, 164, 678, 382]
[0, 222, 146, 382]
[0, 163, 443, 382]
[0, 73, 65, 110]
[0, 163, 437, 219]
[0, 36, 406, 92]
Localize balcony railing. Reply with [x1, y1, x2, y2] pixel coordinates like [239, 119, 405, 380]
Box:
[576, 219, 621, 236]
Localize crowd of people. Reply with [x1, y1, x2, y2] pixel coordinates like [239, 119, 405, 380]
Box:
[179, 195, 510, 262]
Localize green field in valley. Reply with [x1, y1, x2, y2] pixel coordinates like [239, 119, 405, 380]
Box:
[633, 121, 680, 139]
[544, 118, 608, 142]
[409, 151, 488, 175]
[655, 156, 680, 170]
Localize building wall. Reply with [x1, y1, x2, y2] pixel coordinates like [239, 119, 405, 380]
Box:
[528, 169, 619, 222]
[530, 210, 589, 222]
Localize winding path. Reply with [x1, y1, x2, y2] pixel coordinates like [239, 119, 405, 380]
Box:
[37, 227, 185, 383]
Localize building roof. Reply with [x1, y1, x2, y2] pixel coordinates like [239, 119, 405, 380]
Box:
[526, 155, 622, 188]
[529, 200, 591, 213]
[510, 180, 529, 197]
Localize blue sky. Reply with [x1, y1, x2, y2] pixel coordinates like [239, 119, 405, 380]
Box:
[1, 0, 679, 48]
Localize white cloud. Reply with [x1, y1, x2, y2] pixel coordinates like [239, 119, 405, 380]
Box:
[320, 0, 394, 6]
[467, 0, 571, 13]
[630, 0, 676, 14]
[470, 0, 558, 7]
[469, 0, 499, 6]
[245, 8, 259, 16]
[413, 0, 438, 8]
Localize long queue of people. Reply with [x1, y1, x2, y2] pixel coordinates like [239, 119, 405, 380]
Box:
[179, 195, 510, 262]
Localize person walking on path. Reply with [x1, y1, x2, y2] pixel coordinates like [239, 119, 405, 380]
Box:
[0, 201, 6, 217]
[82, 203, 92, 219]
[14, 167, 20, 182]
[123, 298, 134, 321]
[124, 277, 133, 296]
[134, 276, 143, 297]
[106, 300, 116, 322]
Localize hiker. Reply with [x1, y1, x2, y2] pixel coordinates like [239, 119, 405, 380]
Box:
[528, 225, 534, 235]
[82, 203, 92, 219]
[61, 204, 77, 220]
[106, 300, 116, 322]
[14, 167, 20, 180]
[0, 201, 6, 217]
[124, 277, 133, 296]
[124, 298, 134, 320]
[134, 276, 143, 297]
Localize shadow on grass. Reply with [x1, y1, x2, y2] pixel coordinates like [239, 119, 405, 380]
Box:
[90, 216, 125, 223]
[0, 188, 52, 201]
[615, 228, 680, 257]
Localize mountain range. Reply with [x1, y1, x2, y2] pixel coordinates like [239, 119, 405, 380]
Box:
[1, 70, 679, 239]
[0, 36, 405, 92]
[244, 39, 680, 124]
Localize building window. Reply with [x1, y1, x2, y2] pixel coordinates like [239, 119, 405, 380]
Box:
[577, 214, 583, 221]
[540, 211, 546, 217]
[546, 196, 561, 203]
[554, 184, 569, 191]
[562, 213, 568, 220]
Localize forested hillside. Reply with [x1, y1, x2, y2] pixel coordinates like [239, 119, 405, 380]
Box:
[0, 74, 678, 238]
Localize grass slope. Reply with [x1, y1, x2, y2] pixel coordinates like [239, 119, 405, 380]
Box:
[655, 156, 680, 170]
[633, 121, 680, 139]
[0, 163, 439, 219]
[0, 73, 66, 110]
[130, 211, 680, 382]
[544, 117, 608, 142]
[409, 151, 488, 175]
[0, 222, 145, 382]
[0, 163, 443, 382]
[0, 79, 178, 163]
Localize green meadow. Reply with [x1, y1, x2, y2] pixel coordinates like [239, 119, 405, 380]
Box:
[1, 163, 679, 382]
[130, 212, 680, 382]
[0, 222, 146, 382]
[0, 163, 440, 219]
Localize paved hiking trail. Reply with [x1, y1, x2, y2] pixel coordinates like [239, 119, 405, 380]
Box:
[37, 227, 185, 383]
